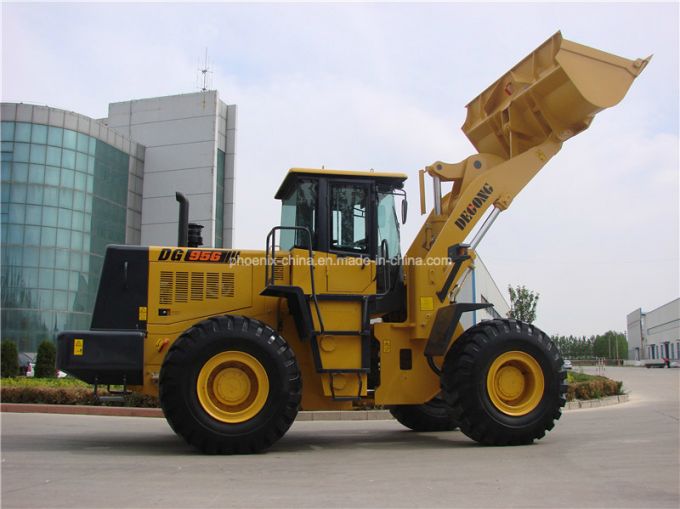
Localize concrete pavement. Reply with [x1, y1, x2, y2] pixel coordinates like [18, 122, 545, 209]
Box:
[1, 366, 678, 508]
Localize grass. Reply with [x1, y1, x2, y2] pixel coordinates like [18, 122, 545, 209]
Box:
[1, 377, 89, 388]
[567, 371, 599, 383]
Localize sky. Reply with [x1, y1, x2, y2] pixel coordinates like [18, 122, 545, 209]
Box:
[2, 1, 678, 337]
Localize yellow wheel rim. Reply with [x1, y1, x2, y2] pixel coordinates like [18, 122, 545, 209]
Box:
[196, 351, 269, 424]
[486, 351, 544, 416]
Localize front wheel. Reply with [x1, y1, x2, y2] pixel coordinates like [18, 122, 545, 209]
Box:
[441, 319, 566, 445]
[159, 315, 301, 454]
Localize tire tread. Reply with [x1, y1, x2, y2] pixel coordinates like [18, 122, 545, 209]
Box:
[441, 318, 566, 446]
[159, 315, 301, 454]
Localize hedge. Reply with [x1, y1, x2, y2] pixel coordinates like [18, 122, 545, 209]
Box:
[1, 384, 159, 408]
[2, 374, 622, 407]
[565, 371, 623, 401]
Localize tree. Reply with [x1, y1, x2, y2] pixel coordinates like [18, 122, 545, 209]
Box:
[593, 331, 628, 360]
[507, 285, 540, 324]
[552, 331, 628, 360]
[34, 340, 57, 378]
[1, 341, 19, 378]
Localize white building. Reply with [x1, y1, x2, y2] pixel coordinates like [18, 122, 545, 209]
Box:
[103, 91, 236, 248]
[627, 298, 680, 361]
[458, 255, 510, 329]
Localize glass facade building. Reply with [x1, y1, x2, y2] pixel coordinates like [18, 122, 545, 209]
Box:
[1, 95, 235, 354]
[1, 104, 144, 352]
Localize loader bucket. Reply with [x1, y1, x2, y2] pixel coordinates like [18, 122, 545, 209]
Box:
[462, 32, 650, 159]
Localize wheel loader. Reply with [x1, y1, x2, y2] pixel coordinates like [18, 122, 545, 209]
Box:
[56, 32, 649, 453]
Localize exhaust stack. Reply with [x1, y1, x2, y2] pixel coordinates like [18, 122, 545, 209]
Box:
[176, 192, 189, 247]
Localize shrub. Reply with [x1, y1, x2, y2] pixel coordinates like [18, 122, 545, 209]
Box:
[0, 385, 160, 407]
[34, 340, 57, 378]
[1, 386, 98, 405]
[566, 375, 623, 401]
[1, 341, 19, 378]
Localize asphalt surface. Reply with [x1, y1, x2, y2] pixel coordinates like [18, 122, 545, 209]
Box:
[1, 366, 678, 508]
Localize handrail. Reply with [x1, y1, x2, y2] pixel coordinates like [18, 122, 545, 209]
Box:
[265, 226, 325, 333]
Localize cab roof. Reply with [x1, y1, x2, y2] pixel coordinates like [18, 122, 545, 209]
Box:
[275, 168, 408, 199]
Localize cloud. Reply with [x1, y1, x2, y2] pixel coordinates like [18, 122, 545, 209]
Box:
[480, 112, 679, 336]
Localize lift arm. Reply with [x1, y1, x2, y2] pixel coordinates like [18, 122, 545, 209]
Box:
[372, 32, 650, 405]
[407, 32, 650, 337]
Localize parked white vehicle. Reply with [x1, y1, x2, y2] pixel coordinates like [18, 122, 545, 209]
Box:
[25, 363, 67, 378]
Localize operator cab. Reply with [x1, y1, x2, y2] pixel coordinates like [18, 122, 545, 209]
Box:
[274, 168, 408, 264]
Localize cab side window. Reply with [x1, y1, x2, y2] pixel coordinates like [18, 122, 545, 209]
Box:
[330, 183, 368, 254]
[280, 179, 317, 250]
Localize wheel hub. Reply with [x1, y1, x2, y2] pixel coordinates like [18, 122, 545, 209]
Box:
[214, 368, 251, 405]
[197, 351, 269, 423]
[495, 365, 525, 400]
[486, 351, 545, 416]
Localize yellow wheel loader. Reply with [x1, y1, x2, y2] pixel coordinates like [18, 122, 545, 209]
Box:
[57, 33, 649, 453]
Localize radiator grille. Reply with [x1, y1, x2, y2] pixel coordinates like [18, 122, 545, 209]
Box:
[206, 273, 219, 299]
[221, 273, 235, 297]
[157, 271, 235, 304]
[273, 264, 284, 281]
[191, 272, 204, 301]
[176, 272, 188, 302]
[160, 272, 173, 304]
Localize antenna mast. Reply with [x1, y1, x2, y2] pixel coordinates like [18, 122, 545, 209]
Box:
[198, 48, 212, 92]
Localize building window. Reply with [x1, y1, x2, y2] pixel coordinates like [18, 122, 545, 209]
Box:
[215, 149, 225, 248]
[1, 120, 131, 352]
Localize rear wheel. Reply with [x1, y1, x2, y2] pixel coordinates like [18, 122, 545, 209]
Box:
[441, 319, 566, 445]
[159, 315, 301, 454]
[390, 396, 458, 432]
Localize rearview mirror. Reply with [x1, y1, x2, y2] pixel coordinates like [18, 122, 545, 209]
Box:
[401, 198, 408, 224]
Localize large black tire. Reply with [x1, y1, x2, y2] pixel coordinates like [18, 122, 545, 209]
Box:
[390, 396, 459, 432]
[159, 315, 301, 454]
[441, 319, 566, 446]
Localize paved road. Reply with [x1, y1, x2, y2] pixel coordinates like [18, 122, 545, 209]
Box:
[1, 367, 678, 508]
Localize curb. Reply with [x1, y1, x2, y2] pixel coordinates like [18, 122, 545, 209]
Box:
[0, 394, 630, 422]
[296, 410, 393, 421]
[1, 396, 628, 419]
[0, 403, 163, 418]
[564, 393, 629, 410]
[0, 403, 393, 421]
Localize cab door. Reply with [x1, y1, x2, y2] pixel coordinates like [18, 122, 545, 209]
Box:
[325, 181, 375, 294]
